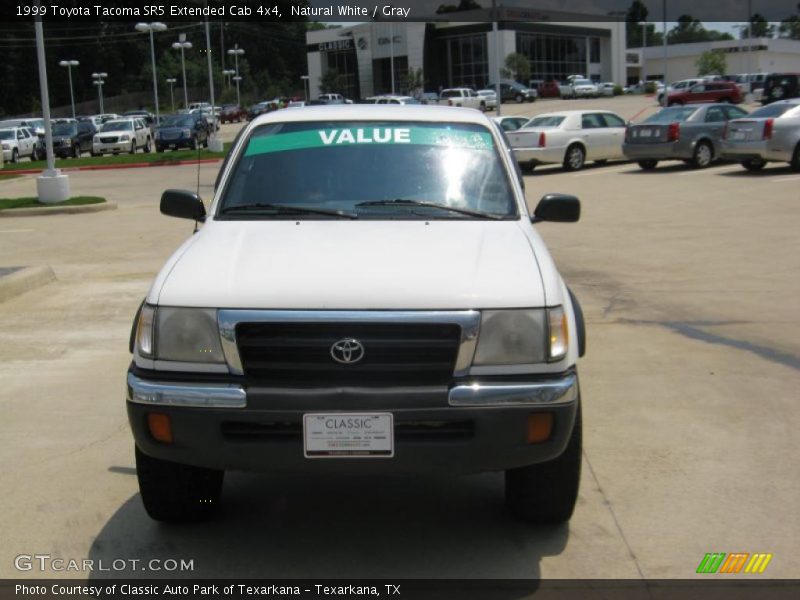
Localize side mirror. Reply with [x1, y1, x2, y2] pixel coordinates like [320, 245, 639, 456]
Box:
[161, 189, 207, 222]
[531, 193, 580, 223]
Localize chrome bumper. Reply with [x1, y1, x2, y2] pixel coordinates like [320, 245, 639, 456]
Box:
[127, 372, 246, 408]
[448, 372, 578, 406]
[127, 371, 577, 410]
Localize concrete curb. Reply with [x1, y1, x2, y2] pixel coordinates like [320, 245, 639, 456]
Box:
[0, 200, 117, 218]
[1, 157, 223, 176]
[0, 265, 56, 303]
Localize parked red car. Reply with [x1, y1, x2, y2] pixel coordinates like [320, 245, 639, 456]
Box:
[667, 81, 742, 106]
[537, 80, 562, 98]
[219, 104, 246, 124]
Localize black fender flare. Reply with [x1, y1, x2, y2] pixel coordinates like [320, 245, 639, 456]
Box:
[129, 299, 145, 354]
[568, 287, 586, 358]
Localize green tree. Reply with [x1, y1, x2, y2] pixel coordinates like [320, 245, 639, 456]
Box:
[695, 50, 727, 77]
[743, 14, 775, 38]
[502, 53, 531, 83]
[402, 68, 425, 96]
[319, 69, 346, 94]
[778, 16, 800, 40]
[668, 15, 710, 44]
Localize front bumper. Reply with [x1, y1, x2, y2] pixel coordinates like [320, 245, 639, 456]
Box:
[93, 140, 131, 154]
[155, 135, 192, 148]
[127, 368, 579, 475]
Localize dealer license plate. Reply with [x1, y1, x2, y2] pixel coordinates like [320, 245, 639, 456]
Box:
[303, 413, 394, 458]
[638, 128, 653, 138]
[732, 131, 747, 140]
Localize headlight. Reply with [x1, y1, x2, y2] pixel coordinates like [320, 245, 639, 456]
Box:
[135, 306, 224, 364]
[154, 131, 161, 139]
[93, 136, 99, 143]
[473, 308, 568, 366]
[181, 128, 192, 136]
[119, 134, 130, 142]
[1, 144, 8, 150]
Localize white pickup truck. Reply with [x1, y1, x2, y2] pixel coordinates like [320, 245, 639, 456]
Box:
[438, 88, 487, 111]
[128, 105, 586, 525]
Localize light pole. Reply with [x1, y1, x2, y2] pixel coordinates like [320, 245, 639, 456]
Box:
[223, 69, 235, 90]
[641, 22, 647, 83]
[166, 77, 177, 113]
[204, 17, 223, 152]
[58, 60, 79, 119]
[92, 72, 107, 114]
[301, 75, 309, 101]
[34, 7, 69, 203]
[135, 22, 167, 125]
[172, 36, 193, 109]
[227, 44, 245, 106]
[662, 0, 668, 107]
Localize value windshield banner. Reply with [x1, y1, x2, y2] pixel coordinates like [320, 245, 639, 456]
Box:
[244, 126, 494, 156]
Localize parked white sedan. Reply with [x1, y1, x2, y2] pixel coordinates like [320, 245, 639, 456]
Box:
[507, 110, 628, 171]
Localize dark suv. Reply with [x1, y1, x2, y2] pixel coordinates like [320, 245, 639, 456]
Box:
[487, 80, 537, 103]
[761, 73, 799, 105]
[51, 121, 95, 158]
[667, 81, 742, 105]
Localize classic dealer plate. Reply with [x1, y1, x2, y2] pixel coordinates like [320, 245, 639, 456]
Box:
[303, 413, 394, 458]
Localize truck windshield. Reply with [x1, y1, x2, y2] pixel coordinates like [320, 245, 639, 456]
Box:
[218, 121, 517, 220]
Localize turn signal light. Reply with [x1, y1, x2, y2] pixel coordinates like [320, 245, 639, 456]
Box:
[147, 413, 173, 444]
[763, 118, 774, 140]
[527, 413, 554, 443]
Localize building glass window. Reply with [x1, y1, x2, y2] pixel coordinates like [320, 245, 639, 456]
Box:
[441, 34, 488, 89]
[590, 38, 601, 63]
[325, 49, 360, 100]
[517, 33, 590, 83]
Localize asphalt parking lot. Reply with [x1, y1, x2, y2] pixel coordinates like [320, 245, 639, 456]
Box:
[1, 94, 798, 580]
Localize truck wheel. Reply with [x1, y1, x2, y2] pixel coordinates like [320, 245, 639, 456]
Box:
[135, 446, 224, 522]
[505, 398, 582, 524]
[129, 141, 136, 155]
[742, 158, 765, 172]
[691, 141, 713, 168]
[521, 162, 536, 173]
[563, 144, 585, 171]
[515, 93, 524, 103]
[144, 137, 151, 153]
[479, 101, 486, 113]
[11, 149, 18, 163]
[73, 144, 81, 159]
[638, 159, 658, 170]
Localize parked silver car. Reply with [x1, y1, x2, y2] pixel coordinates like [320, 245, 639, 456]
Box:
[623, 103, 749, 170]
[507, 110, 628, 172]
[720, 99, 800, 171]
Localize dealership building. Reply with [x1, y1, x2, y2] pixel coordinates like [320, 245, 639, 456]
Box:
[627, 37, 800, 83]
[305, 8, 627, 100]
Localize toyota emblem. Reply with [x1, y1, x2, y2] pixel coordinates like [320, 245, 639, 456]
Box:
[330, 338, 365, 364]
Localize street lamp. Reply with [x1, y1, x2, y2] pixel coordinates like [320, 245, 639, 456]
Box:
[135, 22, 167, 125]
[300, 75, 309, 102]
[92, 72, 107, 114]
[227, 44, 245, 106]
[166, 77, 177, 113]
[223, 69, 235, 90]
[58, 60, 79, 119]
[172, 36, 193, 109]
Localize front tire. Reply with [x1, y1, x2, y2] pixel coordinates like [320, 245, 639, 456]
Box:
[691, 141, 713, 169]
[515, 93, 524, 103]
[129, 141, 136, 155]
[11, 148, 18, 163]
[506, 400, 582, 524]
[144, 137, 151, 153]
[742, 158, 766, 172]
[135, 446, 224, 522]
[73, 144, 81, 159]
[563, 144, 586, 171]
[790, 144, 800, 172]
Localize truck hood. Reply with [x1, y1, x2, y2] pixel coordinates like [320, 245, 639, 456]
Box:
[154, 220, 545, 309]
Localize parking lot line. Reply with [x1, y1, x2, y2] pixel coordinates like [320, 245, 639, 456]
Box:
[0, 229, 34, 234]
[571, 164, 634, 177]
[771, 175, 800, 183]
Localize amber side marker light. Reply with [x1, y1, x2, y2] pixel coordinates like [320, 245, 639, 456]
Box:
[527, 413, 554, 444]
[147, 413, 173, 444]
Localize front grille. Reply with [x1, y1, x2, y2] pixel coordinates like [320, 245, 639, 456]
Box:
[236, 322, 461, 386]
[101, 136, 119, 143]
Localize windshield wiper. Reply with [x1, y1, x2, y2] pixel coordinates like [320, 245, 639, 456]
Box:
[355, 199, 505, 220]
[221, 203, 358, 219]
